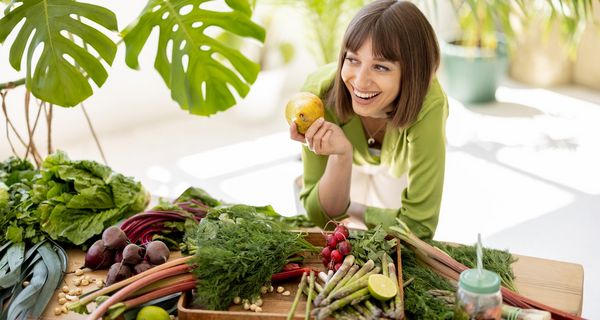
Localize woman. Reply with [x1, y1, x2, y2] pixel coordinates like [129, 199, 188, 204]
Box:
[289, 0, 448, 239]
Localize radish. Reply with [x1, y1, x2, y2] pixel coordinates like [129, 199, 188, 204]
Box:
[338, 240, 352, 256]
[325, 234, 337, 249]
[321, 246, 332, 260]
[330, 249, 343, 263]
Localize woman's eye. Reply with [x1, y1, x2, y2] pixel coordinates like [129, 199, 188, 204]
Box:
[345, 57, 358, 64]
[374, 64, 390, 71]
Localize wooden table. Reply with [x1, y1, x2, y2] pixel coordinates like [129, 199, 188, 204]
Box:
[41, 250, 584, 319]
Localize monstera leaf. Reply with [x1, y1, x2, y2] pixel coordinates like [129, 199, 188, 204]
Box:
[123, 0, 265, 116]
[0, 0, 118, 107]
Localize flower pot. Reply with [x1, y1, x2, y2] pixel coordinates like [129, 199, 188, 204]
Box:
[439, 41, 508, 104]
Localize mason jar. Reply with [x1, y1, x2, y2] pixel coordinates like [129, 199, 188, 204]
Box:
[454, 269, 502, 320]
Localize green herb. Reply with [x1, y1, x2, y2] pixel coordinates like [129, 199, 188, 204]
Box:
[348, 225, 397, 267]
[187, 205, 317, 310]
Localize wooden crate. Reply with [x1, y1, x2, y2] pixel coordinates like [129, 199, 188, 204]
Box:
[178, 231, 403, 320]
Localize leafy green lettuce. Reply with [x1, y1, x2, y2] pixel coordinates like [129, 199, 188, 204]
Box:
[33, 151, 149, 245]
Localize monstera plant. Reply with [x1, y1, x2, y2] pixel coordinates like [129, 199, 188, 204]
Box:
[0, 0, 265, 116]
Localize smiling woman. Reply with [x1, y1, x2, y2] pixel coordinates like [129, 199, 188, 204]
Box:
[288, 0, 449, 240]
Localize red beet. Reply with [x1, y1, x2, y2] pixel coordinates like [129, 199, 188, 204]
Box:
[122, 244, 144, 265]
[105, 263, 133, 286]
[133, 261, 153, 274]
[144, 240, 170, 265]
[84, 240, 113, 270]
[102, 226, 129, 250]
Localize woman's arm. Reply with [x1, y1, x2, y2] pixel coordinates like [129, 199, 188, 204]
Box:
[290, 119, 354, 218]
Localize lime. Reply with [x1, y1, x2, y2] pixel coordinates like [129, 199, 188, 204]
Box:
[368, 274, 397, 301]
[136, 306, 170, 320]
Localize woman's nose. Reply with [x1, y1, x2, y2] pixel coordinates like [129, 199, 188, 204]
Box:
[354, 66, 371, 88]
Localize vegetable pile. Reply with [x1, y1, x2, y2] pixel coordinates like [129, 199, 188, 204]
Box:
[187, 204, 318, 310]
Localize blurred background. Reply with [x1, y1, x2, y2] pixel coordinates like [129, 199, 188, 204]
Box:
[1, 0, 599, 318]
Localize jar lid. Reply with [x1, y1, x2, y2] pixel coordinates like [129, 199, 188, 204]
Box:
[459, 269, 501, 294]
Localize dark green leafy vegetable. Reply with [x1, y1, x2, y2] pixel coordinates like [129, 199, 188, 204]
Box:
[187, 205, 318, 310]
[32, 151, 149, 245]
[348, 225, 397, 267]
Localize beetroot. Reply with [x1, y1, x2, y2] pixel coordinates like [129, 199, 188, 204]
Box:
[84, 240, 113, 270]
[102, 226, 129, 250]
[133, 261, 153, 274]
[114, 250, 123, 263]
[105, 263, 133, 286]
[122, 244, 144, 265]
[144, 241, 170, 265]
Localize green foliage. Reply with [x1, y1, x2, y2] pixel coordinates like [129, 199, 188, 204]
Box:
[0, 0, 118, 106]
[348, 225, 397, 268]
[187, 204, 317, 310]
[122, 0, 265, 116]
[32, 151, 149, 245]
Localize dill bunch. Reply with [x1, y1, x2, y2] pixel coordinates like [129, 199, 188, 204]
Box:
[187, 205, 316, 310]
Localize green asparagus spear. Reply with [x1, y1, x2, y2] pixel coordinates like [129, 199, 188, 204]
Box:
[314, 255, 355, 306]
[287, 272, 308, 320]
[317, 287, 370, 319]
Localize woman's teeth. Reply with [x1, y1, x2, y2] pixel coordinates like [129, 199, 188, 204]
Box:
[354, 90, 380, 100]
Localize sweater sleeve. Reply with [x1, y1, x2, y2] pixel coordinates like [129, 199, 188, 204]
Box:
[298, 64, 349, 228]
[364, 97, 448, 239]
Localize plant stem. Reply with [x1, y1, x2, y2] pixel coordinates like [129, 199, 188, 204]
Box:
[287, 272, 307, 320]
[0, 78, 25, 90]
[305, 271, 315, 320]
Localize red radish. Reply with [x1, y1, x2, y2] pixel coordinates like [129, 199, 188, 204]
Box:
[334, 224, 349, 238]
[334, 231, 346, 242]
[322, 257, 330, 267]
[330, 249, 343, 263]
[338, 240, 352, 256]
[321, 246, 332, 260]
[325, 234, 337, 249]
[334, 263, 343, 271]
[84, 240, 113, 270]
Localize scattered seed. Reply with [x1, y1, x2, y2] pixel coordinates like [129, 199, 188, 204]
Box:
[260, 286, 268, 294]
[250, 304, 257, 311]
[243, 302, 251, 310]
[74, 288, 82, 295]
[58, 298, 67, 305]
[61, 306, 68, 314]
[255, 298, 263, 307]
[61, 286, 69, 293]
[81, 279, 89, 286]
[74, 269, 84, 276]
[255, 306, 263, 313]
[54, 307, 62, 316]
[22, 281, 30, 287]
[282, 290, 291, 296]
[233, 296, 241, 304]
[269, 285, 274, 292]
[72, 278, 81, 286]
[58, 292, 66, 299]
[276, 286, 284, 293]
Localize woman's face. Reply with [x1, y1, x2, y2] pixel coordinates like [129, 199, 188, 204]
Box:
[341, 38, 401, 118]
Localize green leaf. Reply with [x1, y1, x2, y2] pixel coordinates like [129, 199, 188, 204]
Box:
[0, 0, 118, 107]
[122, 0, 265, 116]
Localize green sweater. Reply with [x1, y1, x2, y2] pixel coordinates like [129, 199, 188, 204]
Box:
[299, 64, 448, 239]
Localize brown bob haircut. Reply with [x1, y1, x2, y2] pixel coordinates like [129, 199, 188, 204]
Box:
[326, 0, 440, 128]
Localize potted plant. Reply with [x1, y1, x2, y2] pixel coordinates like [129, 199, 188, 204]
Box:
[430, 0, 595, 104]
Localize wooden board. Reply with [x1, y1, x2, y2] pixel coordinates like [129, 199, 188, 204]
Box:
[511, 254, 584, 316]
[41, 242, 584, 319]
[177, 232, 403, 320]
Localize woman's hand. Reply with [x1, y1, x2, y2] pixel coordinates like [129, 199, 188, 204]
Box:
[289, 118, 352, 156]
